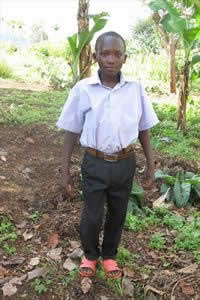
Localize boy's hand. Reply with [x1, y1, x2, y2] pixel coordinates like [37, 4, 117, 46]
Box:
[142, 165, 154, 189]
[60, 172, 74, 199]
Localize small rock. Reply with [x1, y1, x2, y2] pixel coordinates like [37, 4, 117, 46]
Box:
[69, 240, 81, 249]
[22, 168, 32, 175]
[2, 282, 17, 296]
[47, 247, 62, 261]
[69, 248, 83, 260]
[63, 258, 77, 271]
[27, 267, 47, 281]
[29, 257, 40, 266]
[26, 137, 35, 144]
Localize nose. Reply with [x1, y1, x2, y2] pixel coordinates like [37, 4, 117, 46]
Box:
[107, 54, 115, 64]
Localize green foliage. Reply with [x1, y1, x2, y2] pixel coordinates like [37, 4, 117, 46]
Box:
[163, 214, 185, 230]
[60, 269, 78, 286]
[29, 211, 40, 223]
[0, 60, 13, 79]
[155, 169, 200, 207]
[125, 208, 161, 232]
[3, 243, 17, 255]
[149, 233, 165, 249]
[30, 41, 69, 60]
[127, 181, 145, 214]
[116, 247, 136, 266]
[0, 216, 17, 243]
[151, 101, 200, 161]
[131, 17, 162, 54]
[68, 12, 109, 85]
[175, 217, 200, 250]
[31, 278, 52, 295]
[0, 89, 67, 125]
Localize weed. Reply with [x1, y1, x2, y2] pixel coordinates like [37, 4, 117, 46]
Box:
[117, 247, 136, 266]
[29, 211, 40, 223]
[107, 278, 123, 297]
[125, 209, 160, 232]
[0, 216, 17, 243]
[31, 277, 52, 295]
[60, 269, 78, 286]
[3, 243, 16, 255]
[194, 251, 200, 264]
[149, 233, 165, 249]
[163, 214, 185, 230]
[175, 218, 200, 250]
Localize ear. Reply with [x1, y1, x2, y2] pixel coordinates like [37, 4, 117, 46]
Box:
[123, 54, 127, 64]
[93, 53, 97, 62]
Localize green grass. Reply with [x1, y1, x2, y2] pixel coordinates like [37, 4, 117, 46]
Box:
[151, 100, 200, 162]
[0, 88, 68, 125]
[0, 215, 17, 255]
[149, 233, 165, 249]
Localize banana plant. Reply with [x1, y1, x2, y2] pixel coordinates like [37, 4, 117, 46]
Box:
[148, 0, 200, 131]
[67, 12, 109, 86]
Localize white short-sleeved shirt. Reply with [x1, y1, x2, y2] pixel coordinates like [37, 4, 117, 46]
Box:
[56, 72, 159, 154]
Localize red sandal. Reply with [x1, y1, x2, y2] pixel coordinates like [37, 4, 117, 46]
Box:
[102, 259, 122, 279]
[79, 257, 97, 277]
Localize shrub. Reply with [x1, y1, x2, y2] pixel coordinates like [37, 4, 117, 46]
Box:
[0, 60, 13, 79]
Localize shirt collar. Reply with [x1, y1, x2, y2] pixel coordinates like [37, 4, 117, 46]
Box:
[87, 70, 131, 87]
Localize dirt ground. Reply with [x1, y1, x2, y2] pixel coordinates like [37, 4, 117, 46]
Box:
[0, 122, 200, 300]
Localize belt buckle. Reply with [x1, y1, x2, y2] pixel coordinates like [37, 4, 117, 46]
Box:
[104, 153, 118, 162]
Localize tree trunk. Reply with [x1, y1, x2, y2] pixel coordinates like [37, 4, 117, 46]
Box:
[177, 62, 190, 131]
[77, 0, 92, 79]
[169, 36, 176, 94]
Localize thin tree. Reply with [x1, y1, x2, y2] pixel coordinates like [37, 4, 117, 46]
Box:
[77, 0, 92, 78]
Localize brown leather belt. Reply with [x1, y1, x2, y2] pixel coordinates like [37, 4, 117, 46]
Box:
[86, 144, 134, 162]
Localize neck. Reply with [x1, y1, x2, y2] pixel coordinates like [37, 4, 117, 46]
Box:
[99, 70, 120, 88]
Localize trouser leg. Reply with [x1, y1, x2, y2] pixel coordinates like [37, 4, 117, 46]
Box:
[102, 154, 136, 259]
[80, 153, 109, 260]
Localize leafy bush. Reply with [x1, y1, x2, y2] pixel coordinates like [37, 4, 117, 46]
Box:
[0, 60, 13, 79]
[155, 169, 200, 207]
[30, 41, 70, 60]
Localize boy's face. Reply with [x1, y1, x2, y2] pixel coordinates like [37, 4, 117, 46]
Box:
[94, 36, 127, 77]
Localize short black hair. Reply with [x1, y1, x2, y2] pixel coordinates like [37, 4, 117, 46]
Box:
[95, 31, 126, 52]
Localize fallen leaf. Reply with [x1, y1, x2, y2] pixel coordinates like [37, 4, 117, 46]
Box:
[0, 176, 6, 180]
[16, 221, 27, 229]
[122, 278, 134, 297]
[23, 230, 34, 241]
[144, 285, 164, 296]
[100, 297, 109, 300]
[0, 256, 25, 266]
[144, 291, 159, 300]
[26, 137, 35, 144]
[9, 275, 27, 285]
[63, 258, 77, 271]
[180, 281, 195, 296]
[29, 257, 40, 266]
[123, 268, 135, 278]
[0, 151, 7, 156]
[27, 267, 47, 281]
[0, 267, 9, 278]
[177, 263, 198, 274]
[0, 155, 7, 162]
[153, 189, 172, 209]
[47, 247, 62, 261]
[81, 277, 92, 294]
[48, 232, 59, 249]
[69, 240, 81, 249]
[2, 282, 17, 297]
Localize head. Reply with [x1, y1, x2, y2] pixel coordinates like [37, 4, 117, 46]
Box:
[93, 31, 127, 77]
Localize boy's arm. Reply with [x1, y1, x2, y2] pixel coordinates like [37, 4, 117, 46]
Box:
[60, 131, 79, 198]
[138, 129, 155, 186]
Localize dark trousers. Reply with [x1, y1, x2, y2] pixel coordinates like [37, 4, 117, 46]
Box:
[80, 151, 136, 260]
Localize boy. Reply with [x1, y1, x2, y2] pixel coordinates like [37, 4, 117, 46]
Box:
[56, 31, 159, 278]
